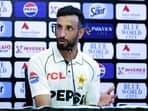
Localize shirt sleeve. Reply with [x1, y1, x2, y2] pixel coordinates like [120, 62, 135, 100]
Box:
[85, 61, 100, 106]
[28, 55, 51, 98]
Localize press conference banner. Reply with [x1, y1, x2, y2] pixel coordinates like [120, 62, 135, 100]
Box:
[0, 0, 148, 108]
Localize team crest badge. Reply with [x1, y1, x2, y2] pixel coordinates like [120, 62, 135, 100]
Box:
[76, 74, 87, 87]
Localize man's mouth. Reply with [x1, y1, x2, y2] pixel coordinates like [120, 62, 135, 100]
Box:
[58, 38, 67, 44]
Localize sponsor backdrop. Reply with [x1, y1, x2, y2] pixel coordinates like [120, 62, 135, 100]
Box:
[0, 0, 147, 108]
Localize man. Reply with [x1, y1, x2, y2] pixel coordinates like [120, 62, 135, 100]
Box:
[28, 6, 116, 107]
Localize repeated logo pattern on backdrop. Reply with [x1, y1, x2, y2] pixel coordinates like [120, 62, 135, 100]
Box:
[0, 0, 147, 108]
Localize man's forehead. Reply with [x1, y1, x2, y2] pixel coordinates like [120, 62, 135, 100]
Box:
[57, 15, 79, 24]
[57, 16, 79, 26]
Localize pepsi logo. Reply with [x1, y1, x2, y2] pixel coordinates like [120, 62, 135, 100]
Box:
[99, 63, 106, 78]
[29, 72, 39, 83]
[23, 2, 38, 17]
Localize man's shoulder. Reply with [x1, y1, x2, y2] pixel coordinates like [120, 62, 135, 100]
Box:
[30, 48, 53, 60]
[81, 52, 98, 65]
[81, 52, 100, 74]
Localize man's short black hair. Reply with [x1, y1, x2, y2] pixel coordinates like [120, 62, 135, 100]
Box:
[56, 6, 84, 27]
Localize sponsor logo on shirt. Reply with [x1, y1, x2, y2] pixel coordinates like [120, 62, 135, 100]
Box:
[51, 90, 85, 105]
[47, 72, 66, 80]
[29, 72, 39, 84]
[76, 74, 87, 87]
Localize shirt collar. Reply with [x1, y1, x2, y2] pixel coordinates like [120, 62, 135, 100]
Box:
[52, 45, 83, 64]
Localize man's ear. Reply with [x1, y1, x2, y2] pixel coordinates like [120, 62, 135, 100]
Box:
[78, 28, 85, 39]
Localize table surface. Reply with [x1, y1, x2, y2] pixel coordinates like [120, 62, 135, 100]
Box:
[1, 106, 148, 111]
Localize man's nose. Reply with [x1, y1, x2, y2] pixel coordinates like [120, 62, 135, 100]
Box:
[60, 29, 66, 37]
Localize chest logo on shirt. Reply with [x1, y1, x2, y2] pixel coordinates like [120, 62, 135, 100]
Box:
[47, 72, 66, 80]
[76, 74, 87, 87]
[29, 72, 39, 84]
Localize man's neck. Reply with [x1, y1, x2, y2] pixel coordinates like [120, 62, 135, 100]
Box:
[59, 47, 78, 62]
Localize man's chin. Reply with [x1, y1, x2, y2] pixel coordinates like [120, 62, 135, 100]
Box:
[57, 45, 68, 50]
[57, 42, 74, 51]
[57, 46, 72, 51]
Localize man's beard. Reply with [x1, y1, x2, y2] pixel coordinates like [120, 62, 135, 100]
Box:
[56, 38, 77, 51]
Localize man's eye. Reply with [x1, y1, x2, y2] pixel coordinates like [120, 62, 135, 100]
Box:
[67, 26, 73, 31]
[56, 24, 62, 30]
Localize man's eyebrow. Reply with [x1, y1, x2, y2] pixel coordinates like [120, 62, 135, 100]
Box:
[66, 24, 73, 27]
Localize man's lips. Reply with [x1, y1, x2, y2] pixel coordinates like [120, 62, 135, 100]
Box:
[58, 38, 67, 44]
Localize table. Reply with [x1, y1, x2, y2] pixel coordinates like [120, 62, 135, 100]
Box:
[1, 106, 148, 111]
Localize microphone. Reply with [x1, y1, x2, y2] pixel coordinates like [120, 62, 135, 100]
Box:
[70, 58, 77, 105]
[66, 50, 77, 106]
[64, 60, 69, 65]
